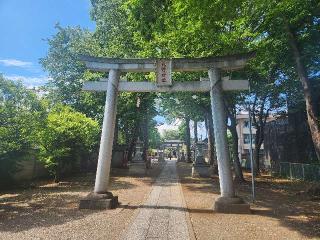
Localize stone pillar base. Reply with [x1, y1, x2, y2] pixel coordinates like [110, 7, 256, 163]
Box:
[214, 196, 251, 214]
[79, 192, 118, 210]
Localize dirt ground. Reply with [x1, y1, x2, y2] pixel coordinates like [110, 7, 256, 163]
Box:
[177, 162, 320, 240]
[0, 162, 165, 240]
[0, 161, 319, 240]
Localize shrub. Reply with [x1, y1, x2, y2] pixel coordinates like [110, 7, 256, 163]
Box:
[39, 105, 99, 182]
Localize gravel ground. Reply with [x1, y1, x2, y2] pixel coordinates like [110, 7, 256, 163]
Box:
[0, 161, 165, 240]
[177, 162, 320, 240]
[1, 161, 319, 240]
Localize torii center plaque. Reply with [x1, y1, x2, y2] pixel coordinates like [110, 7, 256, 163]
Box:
[156, 59, 172, 86]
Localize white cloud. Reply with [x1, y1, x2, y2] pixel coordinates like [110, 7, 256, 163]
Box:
[0, 59, 33, 67]
[4, 75, 51, 88]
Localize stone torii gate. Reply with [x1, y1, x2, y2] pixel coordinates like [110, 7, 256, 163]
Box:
[79, 53, 254, 213]
[161, 140, 185, 160]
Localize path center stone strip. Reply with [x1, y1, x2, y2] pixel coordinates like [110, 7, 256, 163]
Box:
[123, 160, 193, 240]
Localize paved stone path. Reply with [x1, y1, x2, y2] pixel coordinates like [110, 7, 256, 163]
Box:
[123, 160, 194, 240]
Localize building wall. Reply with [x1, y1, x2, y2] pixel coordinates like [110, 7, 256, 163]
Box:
[14, 157, 49, 181]
[236, 114, 261, 154]
[236, 114, 273, 169]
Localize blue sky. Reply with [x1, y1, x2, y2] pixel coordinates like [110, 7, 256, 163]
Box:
[0, 1, 205, 136]
[0, 0, 95, 88]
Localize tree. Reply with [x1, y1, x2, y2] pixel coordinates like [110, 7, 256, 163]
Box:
[39, 105, 99, 182]
[91, 0, 246, 167]
[118, 0, 253, 171]
[41, 23, 161, 164]
[40, 24, 105, 120]
[240, 48, 287, 174]
[91, 1, 162, 158]
[159, 91, 206, 163]
[137, 93, 158, 161]
[224, 93, 245, 182]
[149, 120, 162, 149]
[0, 76, 45, 188]
[244, 0, 320, 160]
[193, 120, 198, 143]
[185, 116, 192, 163]
[204, 109, 217, 169]
[162, 129, 182, 141]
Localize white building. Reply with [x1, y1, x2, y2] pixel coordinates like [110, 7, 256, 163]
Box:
[236, 113, 274, 168]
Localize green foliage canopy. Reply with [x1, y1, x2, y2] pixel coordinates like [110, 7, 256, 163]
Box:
[0, 75, 45, 187]
[39, 105, 99, 181]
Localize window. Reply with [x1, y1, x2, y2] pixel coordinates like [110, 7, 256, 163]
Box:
[243, 134, 255, 144]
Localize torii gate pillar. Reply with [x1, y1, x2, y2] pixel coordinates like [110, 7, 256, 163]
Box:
[79, 69, 120, 209]
[94, 69, 120, 193]
[209, 68, 250, 213]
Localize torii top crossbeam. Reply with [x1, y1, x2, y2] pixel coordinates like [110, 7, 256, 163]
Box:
[79, 52, 255, 72]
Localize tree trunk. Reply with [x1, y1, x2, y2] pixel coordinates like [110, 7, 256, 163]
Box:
[185, 116, 192, 163]
[127, 122, 139, 162]
[286, 24, 320, 160]
[253, 127, 263, 175]
[251, 93, 268, 176]
[113, 115, 119, 146]
[55, 158, 62, 183]
[142, 114, 149, 162]
[253, 147, 260, 175]
[228, 114, 245, 182]
[194, 120, 198, 143]
[205, 110, 217, 167]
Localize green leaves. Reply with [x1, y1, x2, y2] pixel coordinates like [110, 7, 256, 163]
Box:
[39, 0, 319, 162]
[0, 76, 45, 187]
[38, 105, 100, 180]
[40, 24, 105, 119]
